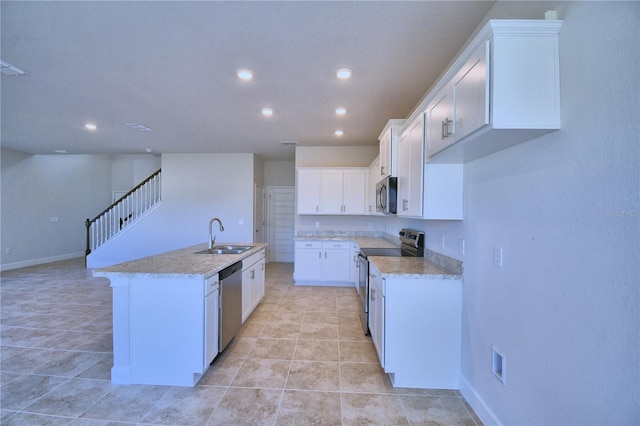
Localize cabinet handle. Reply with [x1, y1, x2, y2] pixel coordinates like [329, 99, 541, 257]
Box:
[380, 165, 385, 175]
[319, 252, 322, 259]
[325, 252, 327, 258]
[402, 199, 409, 211]
[371, 288, 376, 301]
[442, 118, 453, 139]
[316, 205, 319, 212]
[250, 270, 255, 279]
[441, 120, 446, 139]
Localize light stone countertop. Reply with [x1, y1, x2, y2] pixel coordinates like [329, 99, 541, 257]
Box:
[93, 243, 267, 279]
[369, 256, 463, 280]
[294, 234, 461, 279]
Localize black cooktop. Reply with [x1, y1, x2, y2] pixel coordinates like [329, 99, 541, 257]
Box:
[360, 247, 403, 257]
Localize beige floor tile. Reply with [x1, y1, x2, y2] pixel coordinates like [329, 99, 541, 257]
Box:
[294, 339, 340, 362]
[340, 363, 396, 394]
[260, 322, 301, 339]
[222, 336, 256, 359]
[208, 387, 282, 426]
[286, 360, 341, 391]
[276, 390, 342, 425]
[231, 358, 290, 389]
[339, 340, 379, 364]
[0, 373, 69, 411]
[141, 386, 226, 425]
[400, 394, 478, 425]
[199, 356, 244, 386]
[23, 377, 114, 417]
[341, 393, 409, 425]
[338, 323, 371, 341]
[299, 323, 339, 340]
[248, 338, 297, 360]
[79, 384, 169, 422]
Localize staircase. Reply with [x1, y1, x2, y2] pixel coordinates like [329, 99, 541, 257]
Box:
[85, 169, 161, 256]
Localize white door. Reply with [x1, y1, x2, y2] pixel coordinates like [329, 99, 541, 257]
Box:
[254, 184, 265, 244]
[267, 187, 295, 263]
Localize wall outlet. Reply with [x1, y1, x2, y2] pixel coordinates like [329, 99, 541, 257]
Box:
[458, 239, 465, 255]
[49, 216, 59, 222]
[493, 246, 503, 267]
[440, 235, 445, 249]
[492, 346, 506, 384]
[4, 247, 11, 254]
[315, 221, 320, 228]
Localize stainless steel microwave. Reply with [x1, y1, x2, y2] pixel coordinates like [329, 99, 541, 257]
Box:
[376, 176, 397, 214]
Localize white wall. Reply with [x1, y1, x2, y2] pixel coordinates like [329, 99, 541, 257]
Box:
[383, 2, 639, 424]
[265, 160, 295, 186]
[295, 146, 378, 167]
[87, 153, 257, 267]
[111, 154, 161, 196]
[0, 149, 112, 269]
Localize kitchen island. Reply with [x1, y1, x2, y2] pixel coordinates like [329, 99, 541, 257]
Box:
[94, 243, 266, 386]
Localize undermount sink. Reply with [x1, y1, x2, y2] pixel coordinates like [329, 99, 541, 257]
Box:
[195, 245, 253, 255]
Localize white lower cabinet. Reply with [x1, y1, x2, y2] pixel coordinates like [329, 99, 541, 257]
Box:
[204, 274, 220, 370]
[294, 240, 353, 285]
[368, 261, 462, 389]
[242, 249, 265, 323]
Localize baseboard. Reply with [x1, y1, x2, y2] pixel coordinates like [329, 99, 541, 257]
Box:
[459, 375, 503, 426]
[0, 251, 85, 272]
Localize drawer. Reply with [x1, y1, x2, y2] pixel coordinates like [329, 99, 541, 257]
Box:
[295, 241, 322, 249]
[322, 241, 351, 250]
[242, 249, 265, 271]
[204, 274, 219, 296]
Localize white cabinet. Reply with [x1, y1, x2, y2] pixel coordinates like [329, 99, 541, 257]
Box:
[423, 20, 562, 163]
[377, 119, 405, 180]
[426, 41, 488, 159]
[204, 274, 219, 369]
[397, 115, 424, 218]
[294, 240, 353, 285]
[368, 260, 462, 389]
[242, 249, 265, 323]
[296, 169, 322, 214]
[368, 262, 385, 367]
[367, 157, 384, 216]
[297, 168, 367, 215]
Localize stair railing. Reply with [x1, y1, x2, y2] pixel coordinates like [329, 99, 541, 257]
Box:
[86, 169, 161, 255]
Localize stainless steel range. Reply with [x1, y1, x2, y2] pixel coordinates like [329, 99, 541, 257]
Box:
[357, 228, 425, 335]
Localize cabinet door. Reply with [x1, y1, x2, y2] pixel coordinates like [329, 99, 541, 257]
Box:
[320, 170, 344, 214]
[297, 169, 321, 214]
[342, 170, 366, 214]
[294, 248, 322, 281]
[397, 116, 424, 217]
[241, 267, 253, 323]
[322, 248, 351, 282]
[426, 84, 454, 159]
[204, 287, 219, 368]
[453, 40, 489, 142]
[367, 159, 379, 215]
[369, 273, 385, 368]
[379, 128, 391, 179]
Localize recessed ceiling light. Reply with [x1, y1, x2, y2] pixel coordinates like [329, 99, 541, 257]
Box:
[261, 107, 274, 117]
[336, 68, 352, 79]
[84, 123, 97, 131]
[54, 150, 68, 154]
[335, 130, 344, 136]
[281, 141, 298, 146]
[237, 69, 253, 80]
[335, 107, 347, 115]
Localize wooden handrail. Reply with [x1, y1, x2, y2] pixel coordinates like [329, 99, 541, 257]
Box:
[87, 168, 161, 224]
[85, 168, 161, 257]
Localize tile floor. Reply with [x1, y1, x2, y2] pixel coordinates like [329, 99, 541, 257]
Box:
[1, 258, 482, 425]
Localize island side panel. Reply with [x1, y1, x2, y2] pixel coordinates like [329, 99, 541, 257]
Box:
[129, 276, 204, 386]
[109, 275, 133, 384]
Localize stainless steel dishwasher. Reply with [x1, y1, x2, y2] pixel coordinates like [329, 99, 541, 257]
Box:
[218, 261, 243, 353]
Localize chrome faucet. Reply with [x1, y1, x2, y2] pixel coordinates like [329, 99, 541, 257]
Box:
[208, 217, 224, 249]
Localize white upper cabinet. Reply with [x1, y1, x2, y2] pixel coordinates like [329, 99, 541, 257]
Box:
[297, 168, 367, 215]
[296, 169, 322, 214]
[397, 116, 424, 218]
[377, 119, 405, 180]
[420, 20, 563, 163]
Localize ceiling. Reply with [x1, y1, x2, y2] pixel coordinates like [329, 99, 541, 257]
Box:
[1, 1, 495, 161]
